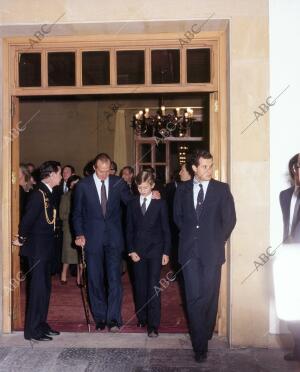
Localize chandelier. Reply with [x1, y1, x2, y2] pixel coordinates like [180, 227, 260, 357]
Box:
[132, 106, 195, 139]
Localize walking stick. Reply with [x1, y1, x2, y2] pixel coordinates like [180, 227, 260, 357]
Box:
[79, 245, 91, 332]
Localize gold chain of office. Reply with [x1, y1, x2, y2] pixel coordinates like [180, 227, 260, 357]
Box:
[38, 189, 57, 230]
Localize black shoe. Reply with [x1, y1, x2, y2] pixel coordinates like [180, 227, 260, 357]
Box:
[137, 321, 146, 328]
[284, 352, 300, 361]
[108, 320, 120, 333]
[195, 351, 207, 363]
[46, 329, 60, 336]
[147, 328, 159, 337]
[96, 321, 106, 331]
[30, 335, 53, 341]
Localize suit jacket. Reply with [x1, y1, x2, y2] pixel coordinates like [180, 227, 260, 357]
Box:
[19, 182, 57, 260]
[72, 174, 132, 253]
[174, 179, 236, 266]
[126, 197, 171, 258]
[279, 186, 300, 243]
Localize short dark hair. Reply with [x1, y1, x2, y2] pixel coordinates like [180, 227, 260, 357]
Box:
[288, 153, 300, 179]
[63, 165, 75, 174]
[191, 149, 213, 167]
[39, 161, 61, 180]
[93, 153, 111, 166]
[135, 170, 155, 186]
[110, 161, 118, 172]
[66, 174, 81, 190]
[83, 160, 94, 176]
[120, 166, 134, 177]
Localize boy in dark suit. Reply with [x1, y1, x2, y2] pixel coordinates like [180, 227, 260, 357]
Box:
[127, 171, 171, 337]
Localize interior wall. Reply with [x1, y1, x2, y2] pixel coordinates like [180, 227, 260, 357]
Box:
[19, 95, 203, 176]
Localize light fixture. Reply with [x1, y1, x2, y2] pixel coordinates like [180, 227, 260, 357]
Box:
[132, 102, 195, 139]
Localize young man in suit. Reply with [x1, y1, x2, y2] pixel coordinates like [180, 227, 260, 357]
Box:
[13, 161, 62, 341]
[127, 170, 171, 337]
[174, 150, 236, 363]
[279, 153, 300, 361]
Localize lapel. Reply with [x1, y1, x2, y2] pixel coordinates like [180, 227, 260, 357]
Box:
[187, 180, 197, 220]
[136, 196, 155, 218]
[285, 187, 294, 222]
[106, 176, 115, 216]
[89, 175, 103, 215]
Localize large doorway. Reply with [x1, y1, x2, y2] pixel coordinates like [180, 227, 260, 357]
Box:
[3, 31, 228, 334]
[15, 92, 208, 332]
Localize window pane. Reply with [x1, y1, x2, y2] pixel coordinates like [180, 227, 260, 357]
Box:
[155, 143, 166, 162]
[117, 51, 145, 84]
[82, 51, 110, 85]
[187, 49, 210, 83]
[48, 52, 75, 86]
[19, 53, 41, 87]
[155, 165, 166, 184]
[151, 50, 180, 84]
[140, 143, 151, 163]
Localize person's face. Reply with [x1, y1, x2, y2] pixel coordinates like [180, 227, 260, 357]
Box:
[27, 165, 34, 173]
[192, 157, 213, 181]
[63, 167, 73, 182]
[50, 167, 62, 187]
[110, 167, 116, 175]
[122, 169, 133, 183]
[137, 181, 154, 197]
[294, 155, 300, 185]
[94, 160, 111, 181]
[179, 164, 191, 182]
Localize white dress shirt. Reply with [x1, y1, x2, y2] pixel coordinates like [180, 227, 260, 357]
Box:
[93, 173, 109, 204]
[140, 194, 152, 211]
[289, 186, 300, 234]
[193, 178, 210, 209]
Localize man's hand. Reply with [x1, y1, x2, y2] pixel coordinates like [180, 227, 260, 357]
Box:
[162, 254, 169, 266]
[129, 252, 141, 262]
[151, 190, 161, 199]
[12, 235, 23, 246]
[75, 235, 86, 248]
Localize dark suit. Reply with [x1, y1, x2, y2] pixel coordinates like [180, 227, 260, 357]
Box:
[126, 197, 171, 328]
[19, 182, 57, 340]
[279, 186, 300, 356]
[174, 179, 236, 353]
[72, 174, 132, 325]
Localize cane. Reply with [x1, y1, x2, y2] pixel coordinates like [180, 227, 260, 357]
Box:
[79, 245, 91, 333]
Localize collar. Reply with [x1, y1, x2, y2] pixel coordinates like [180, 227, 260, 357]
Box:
[193, 177, 210, 186]
[140, 194, 152, 203]
[42, 181, 53, 193]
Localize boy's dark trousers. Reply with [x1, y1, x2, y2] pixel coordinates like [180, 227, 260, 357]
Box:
[133, 256, 162, 329]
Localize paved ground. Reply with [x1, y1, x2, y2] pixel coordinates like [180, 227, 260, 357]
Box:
[0, 332, 298, 371]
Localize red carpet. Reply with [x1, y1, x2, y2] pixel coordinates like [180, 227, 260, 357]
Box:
[19, 266, 188, 333]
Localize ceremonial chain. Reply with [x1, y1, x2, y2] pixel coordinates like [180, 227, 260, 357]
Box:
[38, 189, 57, 231]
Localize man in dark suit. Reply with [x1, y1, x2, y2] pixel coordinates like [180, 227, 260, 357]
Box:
[72, 153, 133, 332]
[126, 170, 171, 336]
[13, 161, 62, 341]
[174, 150, 236, 363]
[279, 153, 300, 361]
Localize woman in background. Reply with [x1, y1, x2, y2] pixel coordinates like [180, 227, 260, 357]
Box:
[60, 175, 82, 285]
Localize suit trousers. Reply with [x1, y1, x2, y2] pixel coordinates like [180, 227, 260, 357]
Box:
[133, 256, 162, 329]
[86, 245, 123, 325]
[182, 259, 221, 353]
[24, 256, 52, 339]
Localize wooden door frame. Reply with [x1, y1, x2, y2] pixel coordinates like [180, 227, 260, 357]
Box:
[1, 30, 229, 334]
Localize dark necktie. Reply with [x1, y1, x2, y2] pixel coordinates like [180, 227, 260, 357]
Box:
[196, 183, 204, 220]
[101, 180, 107, 217]
[291, 188, 300, 235]
[141, 197, 147, 215]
